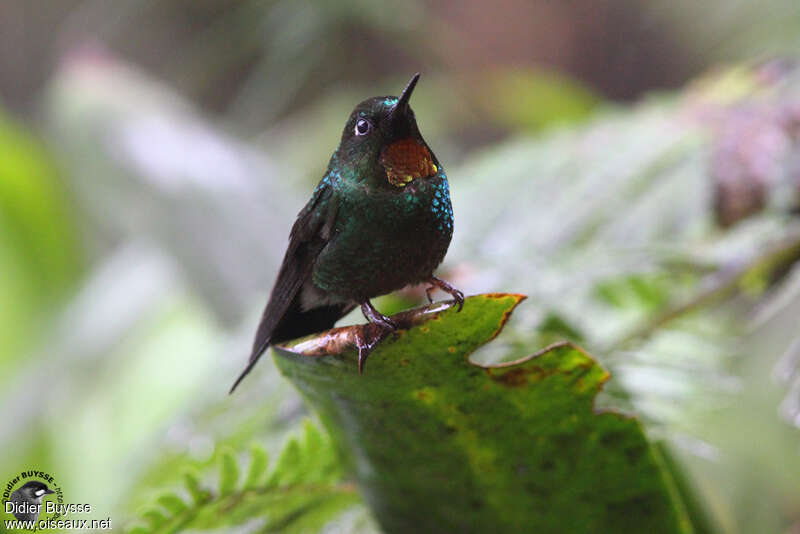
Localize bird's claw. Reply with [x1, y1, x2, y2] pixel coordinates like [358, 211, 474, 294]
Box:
[355, 279, 465, 375]
[452, 288, 465, 312]
[357, 300, 399, 373]
[427, 276, 465, 312]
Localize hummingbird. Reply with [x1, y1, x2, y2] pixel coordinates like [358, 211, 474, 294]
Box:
[231, 73, 463, 392]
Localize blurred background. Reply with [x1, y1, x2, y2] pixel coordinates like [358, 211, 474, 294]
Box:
[2, 1, 800, 532]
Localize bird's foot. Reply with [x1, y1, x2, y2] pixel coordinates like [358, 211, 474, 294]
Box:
[357, 300, 398, 373]
[361, 300, 398, 330]
[426, 276, 465, 311]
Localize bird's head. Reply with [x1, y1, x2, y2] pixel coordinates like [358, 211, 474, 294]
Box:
[335, 73, 439, 188]
[18, 481, 54, 503]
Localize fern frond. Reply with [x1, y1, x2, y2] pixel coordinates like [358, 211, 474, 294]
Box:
[126, 420, 361, 534]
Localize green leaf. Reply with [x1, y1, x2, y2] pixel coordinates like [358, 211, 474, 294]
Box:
[182, 471, 210, 506]
[267, 437, 302, 487]
[244, 444, 269, 489]
[273, 293, 692, 533]
[141, 507, 169, 528]
[155, 493, 188, 515]
[218, 448, 239, 495]
[298, 419, 331, 484]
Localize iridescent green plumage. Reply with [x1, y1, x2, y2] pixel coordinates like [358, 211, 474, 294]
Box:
[231, 74, 462, 391]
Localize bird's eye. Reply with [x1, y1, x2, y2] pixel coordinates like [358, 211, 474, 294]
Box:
[355, 118, 372, 136]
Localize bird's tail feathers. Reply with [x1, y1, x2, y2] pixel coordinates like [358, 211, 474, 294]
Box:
[229, 299, 354, 393]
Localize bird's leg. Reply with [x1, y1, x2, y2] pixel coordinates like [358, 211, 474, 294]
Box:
[426, 276, 465, 311]
[356, 300, 398, 373]
[361, 299, 398, 330]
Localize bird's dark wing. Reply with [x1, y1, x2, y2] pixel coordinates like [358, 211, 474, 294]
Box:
[230, 180, 340, 392]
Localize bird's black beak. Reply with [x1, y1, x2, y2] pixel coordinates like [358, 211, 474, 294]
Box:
[386, 73, 420, 137]
[389, 72, 419, 122]
[396, 72, 419, 111]
[45, 488, 54, 495]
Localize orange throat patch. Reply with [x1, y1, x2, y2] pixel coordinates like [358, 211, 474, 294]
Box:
[380, 138, 438, 187]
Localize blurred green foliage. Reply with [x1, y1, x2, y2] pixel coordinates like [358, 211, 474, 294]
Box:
[480, 68, 599, 132]
[0, 112, 82, 375]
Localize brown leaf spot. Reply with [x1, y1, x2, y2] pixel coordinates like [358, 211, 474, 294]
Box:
[492, 368, 530, 387]
[490, 365, 557, 387]
[415, 390, 430, 400]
